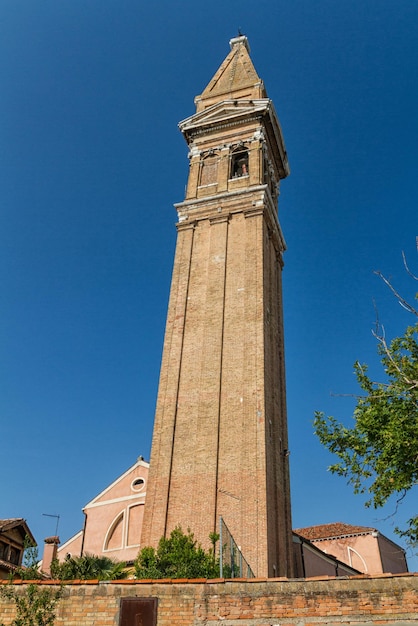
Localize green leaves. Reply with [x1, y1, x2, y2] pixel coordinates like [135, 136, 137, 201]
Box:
[0, 545, 127, 625]
[0, 584, 62, 626]
[314, 287, 418, 548]
[134, 526, 220, 579]
[50, 554, 127, 581]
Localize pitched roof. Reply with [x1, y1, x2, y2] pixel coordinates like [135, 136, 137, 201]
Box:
[0, 518, 36, 544]
[0, 518, 25, 531]
[295, 522, 377, 541]
[83, 456, 149, 510]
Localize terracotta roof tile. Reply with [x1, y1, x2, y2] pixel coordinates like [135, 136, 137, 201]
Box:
[0, 558, 18, 572]
[294, 522, 376, 541]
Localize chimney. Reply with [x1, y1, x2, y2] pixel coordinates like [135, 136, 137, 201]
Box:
[42, 536, 60, 577]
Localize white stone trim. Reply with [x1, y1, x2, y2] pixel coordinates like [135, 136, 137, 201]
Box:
[85, 493, 146, 510]
[85, 458, 149, 508]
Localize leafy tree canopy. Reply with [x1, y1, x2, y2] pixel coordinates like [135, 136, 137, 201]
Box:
[314, 267, 418, 548]
[50, 553, 127, 581]
[134, 526, 220, 579]
[18, 538, 43, 581]
[0, 583, 62, 626]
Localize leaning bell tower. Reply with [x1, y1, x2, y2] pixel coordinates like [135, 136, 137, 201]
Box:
[141, 36, 293, 578]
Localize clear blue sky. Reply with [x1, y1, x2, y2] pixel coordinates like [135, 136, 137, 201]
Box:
[1, 1, 417, 571]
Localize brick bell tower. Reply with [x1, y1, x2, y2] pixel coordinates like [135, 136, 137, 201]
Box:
[141, 36, 293, 577]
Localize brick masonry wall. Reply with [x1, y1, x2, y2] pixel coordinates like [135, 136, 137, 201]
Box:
[1, 574, 417, 626]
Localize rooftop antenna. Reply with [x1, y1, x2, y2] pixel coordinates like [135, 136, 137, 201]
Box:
[42, 513, 60, 536]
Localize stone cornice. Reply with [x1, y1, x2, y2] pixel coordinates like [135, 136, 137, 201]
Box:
[175, 184, 268, 211]
[175, 185, 286, 256]
[179, 99, 271, 135]
[184, 114, 264, 140]
[179, 99, 289, 178]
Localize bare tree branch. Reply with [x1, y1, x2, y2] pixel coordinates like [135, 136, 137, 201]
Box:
[374, 270, 418, 317]
[402, 251, 418, 283]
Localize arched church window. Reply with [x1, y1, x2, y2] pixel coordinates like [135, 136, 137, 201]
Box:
[199, 152, 218, 186]
[231, 149, 249, 178]
[104, 511, 124, 551]
[127, 504, 144, 547]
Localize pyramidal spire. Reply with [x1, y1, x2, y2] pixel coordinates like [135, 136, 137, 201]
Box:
[195, 36, 266, 112]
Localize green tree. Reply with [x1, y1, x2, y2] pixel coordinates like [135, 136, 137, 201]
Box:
[0, 538, 62, 626]
[0, 583, 63, 626]
[134, 526, 220, 579]
[13, 537, 42, 581]
[50, 553, 127, 581]
[314, 267, 418, 547]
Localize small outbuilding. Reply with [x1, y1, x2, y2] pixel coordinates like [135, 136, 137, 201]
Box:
[0, 518, 36, 579]
[295, 522, 408, 574]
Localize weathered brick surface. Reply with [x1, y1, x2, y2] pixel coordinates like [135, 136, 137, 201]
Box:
[1, 575, 417, 626]
[141, 36, 293, 578]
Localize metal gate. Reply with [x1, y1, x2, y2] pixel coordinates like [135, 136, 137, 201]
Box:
[119, 597, 158, 626]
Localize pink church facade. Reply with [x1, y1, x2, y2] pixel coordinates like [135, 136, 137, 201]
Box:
[46, 466, 408, 578]
[295, 522, 408, 575]
[56, 457, 149, 564]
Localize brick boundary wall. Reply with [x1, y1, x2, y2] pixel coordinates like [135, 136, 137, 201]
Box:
[1, 573, 417, 626]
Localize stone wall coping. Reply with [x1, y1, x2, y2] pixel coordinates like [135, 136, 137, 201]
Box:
[1, 572, 416, 586]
